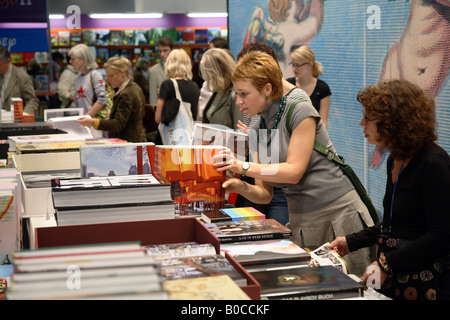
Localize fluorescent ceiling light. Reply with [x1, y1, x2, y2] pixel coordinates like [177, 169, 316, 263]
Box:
[49, 14, 65, 19]
[89, 13, 163, 19]
[187, 12, 228, 18]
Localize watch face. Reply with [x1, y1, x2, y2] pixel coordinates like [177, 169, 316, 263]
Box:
[242, 162, 250, 170]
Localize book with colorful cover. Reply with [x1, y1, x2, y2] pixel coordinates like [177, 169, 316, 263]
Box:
[204, 218, 291, 243]
[134, 30, 148, 45]
[70, 31, 82, 45]
[201, 207, 265, 224]
[195, 29, 209, 44]
[58, 31, 70, 46]
[96, 30, 111, 46]
[96, 48, 109, 64]
[123, 30, 135, 45]
[109, 30, 123, 46]
[220, 239, 310, 266]
[251, 266, 364, 300]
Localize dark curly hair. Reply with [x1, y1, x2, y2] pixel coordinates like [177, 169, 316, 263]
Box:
[357, 79, 437, 160]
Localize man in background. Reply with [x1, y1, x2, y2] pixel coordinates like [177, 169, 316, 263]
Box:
[148, 37, 173, 107]
[0, 47, 39, 115]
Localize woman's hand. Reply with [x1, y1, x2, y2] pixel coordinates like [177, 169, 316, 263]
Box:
[213, 148, 243, 175]
[76, 117, 95, 127]
[237, 120, 249, 133]
[327, 236, 350, 257]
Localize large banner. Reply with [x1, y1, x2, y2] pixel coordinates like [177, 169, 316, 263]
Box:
[228, 0, 450, 216]
[0, 0, 48, 23]
[0, 28, 48, 52]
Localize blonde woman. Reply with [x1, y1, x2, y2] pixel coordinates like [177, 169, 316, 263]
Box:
[154, 49, 199, 144]
[69, 44, 107, 117]
[287, 45, 331, 127]
[77, 57, 146, 142]
[200, 48, 243, 130]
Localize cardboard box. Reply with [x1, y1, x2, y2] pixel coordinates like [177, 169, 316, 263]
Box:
[35, 218, 260, 299]
[12, 152, 81, 217]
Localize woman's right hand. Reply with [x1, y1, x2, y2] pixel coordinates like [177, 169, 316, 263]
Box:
[327, 236, 350, 257]
[237, 120, 249, 133]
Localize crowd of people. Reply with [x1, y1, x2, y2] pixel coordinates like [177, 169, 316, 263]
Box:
[1, 36, 448, 300]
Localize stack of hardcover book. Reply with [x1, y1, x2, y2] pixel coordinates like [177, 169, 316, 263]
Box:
[51, 174, 174, 226]
[6, 242, 169, 300]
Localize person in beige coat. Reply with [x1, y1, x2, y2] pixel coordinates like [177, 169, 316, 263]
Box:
[0, 47, 39, 115]
[148, 37, 173, 107]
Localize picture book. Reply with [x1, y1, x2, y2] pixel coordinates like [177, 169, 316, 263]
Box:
[109, 30, 123, 46]
[163, 275, 250, 300]
[195, 29, 209, 44]
[95, 30, 111, 46]
[251, 266, 364, 300]
[220, 239, 310, 266]
[204, 218, 291, 243]
[96, 48, 109, 64]
[70, 31, 82, 45]
[148, 28, 163, 45]
[82, 30, 96, 46]
[134, 30, 148, 45]
[123, 30, 135, 45]
[34, 75, 48, 93]
[79, 142, 155, 177]
[202, 207, 265, 224]
[57, 31, 70, 46]
[145, 242, 216, 261]
[308, 242, 349, 274]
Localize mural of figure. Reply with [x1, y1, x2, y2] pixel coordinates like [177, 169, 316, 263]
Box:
[370, 0, 450, 168]
[243, 0, 325, 76]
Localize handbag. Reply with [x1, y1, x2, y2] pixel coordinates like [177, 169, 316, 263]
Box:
[158, 79, 194, 145]
[161, 97, 180, 125]
[90, 71, 114, 120]
[285, 99, 380, 224]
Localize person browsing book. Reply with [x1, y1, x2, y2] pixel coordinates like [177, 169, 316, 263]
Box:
[328, 80, 450, 300]
[213, 51, 375, 276]
[77, 57, 146, 142]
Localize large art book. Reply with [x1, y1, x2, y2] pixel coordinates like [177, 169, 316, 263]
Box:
[204, 219, 291, 243]
[251, 266, 364, 300]
[79, 142, 155, 178]
[220, 239, 310, 266]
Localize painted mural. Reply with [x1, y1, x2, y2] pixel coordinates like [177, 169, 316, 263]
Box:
[228, 0, 450, 218]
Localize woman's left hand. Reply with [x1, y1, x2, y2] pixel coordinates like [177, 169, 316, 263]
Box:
[213, 148, 242, 175]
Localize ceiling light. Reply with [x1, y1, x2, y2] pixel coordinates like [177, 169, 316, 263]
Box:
[49, 14, 65, 19]
[88, 13, 163, 19]
[187, 13, 228, 18]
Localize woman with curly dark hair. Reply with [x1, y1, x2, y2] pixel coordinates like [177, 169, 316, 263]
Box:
[329, 79, 450, 300]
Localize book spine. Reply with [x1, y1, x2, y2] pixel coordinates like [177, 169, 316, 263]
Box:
[218, 233, 291, 243]
[265, 288, 363, 300]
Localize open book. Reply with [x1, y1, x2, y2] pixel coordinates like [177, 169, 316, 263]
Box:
[308, 242, 349, 274]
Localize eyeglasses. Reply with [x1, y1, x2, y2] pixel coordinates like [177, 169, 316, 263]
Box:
[232, 91, 250, 100]
[289, 62, 308, 69]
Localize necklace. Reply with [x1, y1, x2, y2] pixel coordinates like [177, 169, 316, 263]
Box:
[259, 96, 287, 145]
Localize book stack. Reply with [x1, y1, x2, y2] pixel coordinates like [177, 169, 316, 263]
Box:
[51, 174, 174, 226]
[145, 242, 250, 300]
[0, 169, 22, 268]
[6, 242, 169, 300]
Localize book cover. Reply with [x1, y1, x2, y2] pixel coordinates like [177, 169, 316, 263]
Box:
[34, 74, 48, 93]
[160, 254, 247, 286]
[202, 207, 265, 224]
[204, 218, 291, 243]
[134, 30, 148, 45]
[251, 266, 364, 300]
[96, 30, 111, 46]
[162, 28, 177, 43]
[58, 31, 70, 46]
[109, 30, 123, 46]
[208, 28, 221, 42]
[70, 31, 82, 45]
[123, 30, 135, 45]
[148, 28, 163, 45]
[83, 30, 96, 46]
[220, 239, 310, 266]
[182, 29, 195, 44]
[96, 48, 109, 64]
[163, 275, 250, 300]
[195, 29, 209, 44]
[79, 142, 155, 177]
[146, 242, 216, 261]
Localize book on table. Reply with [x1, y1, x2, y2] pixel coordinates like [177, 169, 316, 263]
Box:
[250, 265, 364, 300]
[203, 218, 291, 243]
[201, 207, 266, 224]
[220, 239, 311, 266]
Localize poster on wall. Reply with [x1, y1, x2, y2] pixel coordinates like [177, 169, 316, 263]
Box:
[228, 0, 450, 213]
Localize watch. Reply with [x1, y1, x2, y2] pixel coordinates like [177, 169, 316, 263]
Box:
[241, 162, 250, 176]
